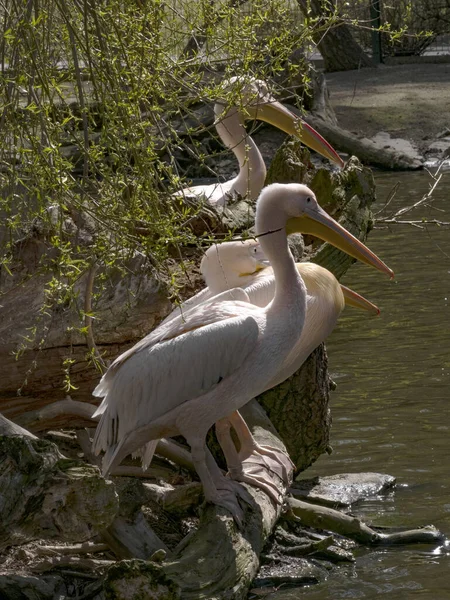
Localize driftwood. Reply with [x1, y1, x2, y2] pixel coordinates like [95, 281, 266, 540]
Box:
[106, 401, 291, 600]
[285, 498, 444, 546]
[35, 542, 110, 556]
[17, 399, 196, 474]
[101, 478, 169, 561]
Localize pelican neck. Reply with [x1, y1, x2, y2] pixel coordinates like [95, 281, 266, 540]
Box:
[214, 103, 266, 199]
[256, 225, 306, 314]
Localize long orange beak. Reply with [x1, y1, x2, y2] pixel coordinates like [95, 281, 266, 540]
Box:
[247, 100, 344, 168]
[341, 285, 380, 315]
[286, 206, 394, 278]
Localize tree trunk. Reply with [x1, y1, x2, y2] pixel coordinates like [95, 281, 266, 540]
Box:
[297, 0, 374, 72]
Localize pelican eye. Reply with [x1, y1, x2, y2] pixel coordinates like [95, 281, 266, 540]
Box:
[306, 197, 312, 203]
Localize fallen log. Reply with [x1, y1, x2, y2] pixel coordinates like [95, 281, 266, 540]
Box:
[102, 478, 169, 560]
[15, 399, 197, 474]
[107, 402, 292, 600]
[302, 73, 423, 171]
[305, 113, 423, 170]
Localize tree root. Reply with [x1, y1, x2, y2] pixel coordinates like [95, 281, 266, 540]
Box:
[0, 414, 119, 551]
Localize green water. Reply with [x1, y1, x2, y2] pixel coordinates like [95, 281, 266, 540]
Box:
[271, 170, 450, 599]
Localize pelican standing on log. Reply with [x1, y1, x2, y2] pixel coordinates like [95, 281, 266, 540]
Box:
[92, 183, 391, 522]
[177, 78, 344, 207]
[159, 239, 381, 499]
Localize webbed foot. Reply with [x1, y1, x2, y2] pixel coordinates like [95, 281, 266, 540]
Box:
[239, 443, 294, 485]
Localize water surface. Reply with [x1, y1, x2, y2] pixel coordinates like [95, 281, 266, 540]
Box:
[285, 170, 450, 599]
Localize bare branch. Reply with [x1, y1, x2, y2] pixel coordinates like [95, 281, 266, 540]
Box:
[376, 218, 450, 227]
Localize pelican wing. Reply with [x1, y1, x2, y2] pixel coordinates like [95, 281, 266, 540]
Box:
[93, 287, 251, 402]
[92, 310, 260, 474]
[244, 274, 276, 308]
[160, 286, 213, 327]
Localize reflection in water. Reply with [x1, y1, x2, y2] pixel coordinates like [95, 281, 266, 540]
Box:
[291, 171, 450, 599]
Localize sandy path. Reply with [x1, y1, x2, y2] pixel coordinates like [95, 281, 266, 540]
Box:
[325, 63, 450, 150]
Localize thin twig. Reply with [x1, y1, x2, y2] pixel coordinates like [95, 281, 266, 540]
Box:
[376, 170, 445, 227]
[374, 181, 400, 217]
[84, 263, 107, 372]
[377, 218, 449, 227]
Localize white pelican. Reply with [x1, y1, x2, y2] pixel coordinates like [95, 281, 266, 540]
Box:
[164, 240, 380, 499]
[92, 183, 392, 522]
[213, 260, 380, 497]
[177, 78, 344, 207]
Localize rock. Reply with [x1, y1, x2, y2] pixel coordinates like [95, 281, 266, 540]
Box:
[290, 472, 396, 507]
[423, 157, 450, 170]
[0, 252, 172, 413]
[251, 558, 328, 593]
[425, 135, 450, 158]
[369, 131, 424, 164]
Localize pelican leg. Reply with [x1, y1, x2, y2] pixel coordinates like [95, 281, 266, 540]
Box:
[187, 436, 246, 526]
[221, 411, 294, 487]
[205, 448, 253, 505]
[216, 417, 282, 503]
[215, 414, 286, 504]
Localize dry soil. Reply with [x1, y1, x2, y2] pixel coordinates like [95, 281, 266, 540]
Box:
[325, 62, 450, 152]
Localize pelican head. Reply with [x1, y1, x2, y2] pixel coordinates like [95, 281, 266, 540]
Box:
[200, 239, 269, 292]
[256, 183, 393, 278]
[216, 77, 344, 168]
